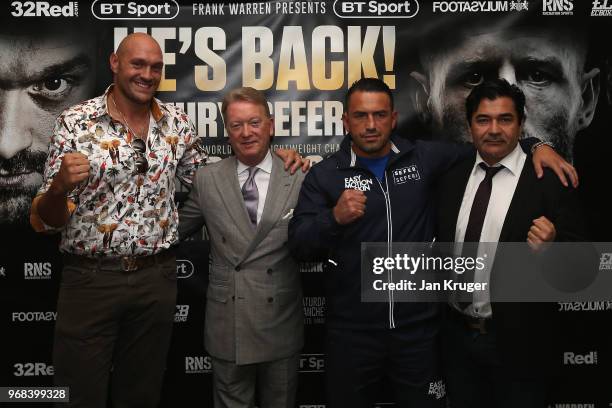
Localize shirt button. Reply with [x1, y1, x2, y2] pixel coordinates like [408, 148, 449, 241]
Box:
[267, 297, 274, 303]
[235, 266, 241, 272]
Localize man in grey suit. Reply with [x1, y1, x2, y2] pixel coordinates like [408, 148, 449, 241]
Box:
[179, 87, 305, 408]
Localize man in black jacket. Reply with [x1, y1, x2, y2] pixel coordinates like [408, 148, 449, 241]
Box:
[435, 79, 587, 408]
[288, 78, 576, 408]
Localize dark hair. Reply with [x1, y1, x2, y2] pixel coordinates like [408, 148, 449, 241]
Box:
[345, 78, 394, 111]
[465, 79, 526, 123]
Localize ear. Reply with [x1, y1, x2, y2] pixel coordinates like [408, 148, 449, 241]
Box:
[342, 111, 349, 135]
[410, 71, 432, 124]
[577, 67, 600, 130]
[109, 53, 119, 75]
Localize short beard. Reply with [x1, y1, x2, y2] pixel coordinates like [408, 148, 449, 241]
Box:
[0, 149, 47, 226]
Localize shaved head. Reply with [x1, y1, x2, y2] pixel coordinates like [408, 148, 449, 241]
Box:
[115, 33, 162, 58]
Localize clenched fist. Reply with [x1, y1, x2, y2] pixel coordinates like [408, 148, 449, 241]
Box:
[527, 216, 556, 252]
[50, 152, 90, 196]
[333, 189, 367, 225]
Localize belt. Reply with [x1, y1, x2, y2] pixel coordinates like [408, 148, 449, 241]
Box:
[63, 248, 176, 272]
[449, 306, 493, 335]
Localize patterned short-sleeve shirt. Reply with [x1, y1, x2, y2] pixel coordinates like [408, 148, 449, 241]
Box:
[36, 86, 207, 257]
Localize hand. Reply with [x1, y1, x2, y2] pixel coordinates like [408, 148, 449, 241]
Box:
[50, 152, 90, 196]
[275, 148, 310, 174]
[532, 145, 578, 188]
[333, 189, 366, 225]
[527, 216, 556, 252]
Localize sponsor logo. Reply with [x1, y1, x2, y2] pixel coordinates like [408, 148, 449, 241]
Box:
[550, 404, 595, 408]
[174, 304, 189, 323]
[12, 312, 57, 322]
[510, 0, 529, 10]
[542, 0, 573, 15]
[0, 266, 6, 277]
[176, 259, 194, 279]
[184, 356, 212, 373]
[10, 1, 78, 17]
[333, 0, 419, 18]
[592, 0, 612, 15]
[599, 253, 612, 270]
[433, 1, 525, 13]
[303, 297, 326, 325]
[392, 165, 420, 184]
[563, 351, 598, 366]
[428, 380, 446, 399]
[344, 174, 373, 191]
[24, 262, 52, 280]
[300, 262, 323, 273]
[91, 0, 179, 20]
[13, 362, 54, 376]
[558, 301, 612, 312]
[299, 354, 325, 372]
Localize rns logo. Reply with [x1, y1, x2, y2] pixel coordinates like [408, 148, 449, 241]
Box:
[563, 351, 598, 365]
[14, 362, 54, 376]
[10, 1, 78, 17]
[174, 305, 189, 323]
[185, 356, 212, 373]
[24, 262, 52, 280]
[542, 0, 573, 15]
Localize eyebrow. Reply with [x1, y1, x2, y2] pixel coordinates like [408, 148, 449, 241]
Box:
[0, 54, 92, 88]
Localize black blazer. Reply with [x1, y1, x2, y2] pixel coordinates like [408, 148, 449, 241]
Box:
[436, 151, 587, 375]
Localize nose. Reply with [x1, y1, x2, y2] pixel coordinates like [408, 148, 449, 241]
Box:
[498, 60, 517, 85]
[0, 90, 34, 159]
[366, 113, 376, 130]
[488, 119, 501, 135]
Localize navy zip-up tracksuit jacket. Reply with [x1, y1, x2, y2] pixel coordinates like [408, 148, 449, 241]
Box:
[288, 134, 469, 330]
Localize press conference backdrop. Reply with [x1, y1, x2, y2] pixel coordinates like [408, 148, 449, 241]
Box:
[1, 0, 611, 407]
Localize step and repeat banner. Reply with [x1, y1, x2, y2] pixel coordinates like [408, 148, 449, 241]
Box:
[1, 0, 612, 406]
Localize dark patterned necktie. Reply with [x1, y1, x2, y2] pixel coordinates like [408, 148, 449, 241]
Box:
[464, 163, 504, 242]
[241, 167, 259, 228]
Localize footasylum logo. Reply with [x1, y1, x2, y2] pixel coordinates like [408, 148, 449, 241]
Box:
[10, 1, 78, 17]
[563, 351, 598, 365]
[592, 0, 612, 15]
[12, 311, 57, 322]
[542, 0, 573, 15]
[433, 1, 526, 13]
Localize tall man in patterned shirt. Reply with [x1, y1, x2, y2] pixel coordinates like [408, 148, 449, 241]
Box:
[31, 33, 302, 408]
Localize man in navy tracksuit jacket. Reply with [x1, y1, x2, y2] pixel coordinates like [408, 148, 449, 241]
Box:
[288, 78, 575, 408]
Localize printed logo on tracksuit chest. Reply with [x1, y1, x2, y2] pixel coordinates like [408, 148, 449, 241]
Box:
[392, 165, 420, 185]
[344, 174, 373, 191]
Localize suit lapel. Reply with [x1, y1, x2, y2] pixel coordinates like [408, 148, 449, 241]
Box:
[239, 155, 294, 263]
[211, 156, 256, 240]
[445, 156, 476, 240]
[499, 159, 535, 242]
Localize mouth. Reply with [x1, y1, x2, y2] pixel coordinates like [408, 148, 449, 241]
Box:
[241, 140, 258, 148]
[362, 133, 381, 142]
[0, 170, 41, 189]
[133, 80, 154, 91]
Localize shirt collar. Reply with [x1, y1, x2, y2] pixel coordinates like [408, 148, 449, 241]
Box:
[474, 142, 525, 176]
[237, 149, 273, 175]
[99, 84, 166, 122]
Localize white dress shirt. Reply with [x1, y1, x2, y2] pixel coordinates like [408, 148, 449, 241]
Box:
[454, 143, 526, 318]
[237, 150, 272, 225]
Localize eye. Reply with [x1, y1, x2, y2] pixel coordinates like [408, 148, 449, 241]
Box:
[29, 77, 72, 100]
[249, 119, 262, 128]
[525, 69, 552, 85]
[462, 72, 484, 87]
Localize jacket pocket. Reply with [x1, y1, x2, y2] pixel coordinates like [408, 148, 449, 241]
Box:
[208, 284, 228, 304]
